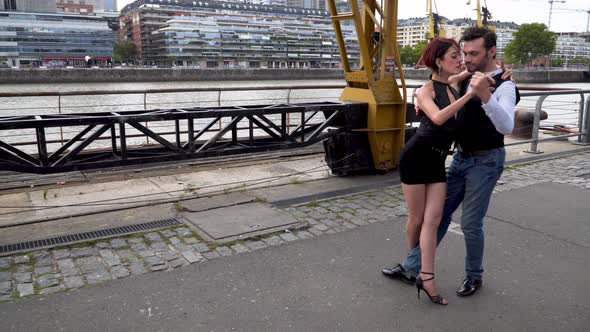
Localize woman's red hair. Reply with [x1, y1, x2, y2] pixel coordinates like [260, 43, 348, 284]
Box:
[416, 37, 460, 72]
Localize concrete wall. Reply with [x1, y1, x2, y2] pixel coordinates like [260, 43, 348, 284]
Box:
[0, 67, 587, 84]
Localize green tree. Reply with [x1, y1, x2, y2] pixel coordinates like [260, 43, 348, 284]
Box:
[569, 57, 590, 66]
[113, 41, 137, 64]
[552, 57, 565, 67]
[399, 40, 427, 66]
[504, 23, 556, 65]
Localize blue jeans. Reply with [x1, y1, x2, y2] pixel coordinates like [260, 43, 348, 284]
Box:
[401, 147, 505, 280]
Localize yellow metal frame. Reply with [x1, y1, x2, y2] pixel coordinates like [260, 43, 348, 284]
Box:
[326, 0, 407, 171]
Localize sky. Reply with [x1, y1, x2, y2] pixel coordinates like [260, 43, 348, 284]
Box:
[117, 0, 589, 33]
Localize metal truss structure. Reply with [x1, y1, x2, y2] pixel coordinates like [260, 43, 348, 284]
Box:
[0, 102, 366, 173]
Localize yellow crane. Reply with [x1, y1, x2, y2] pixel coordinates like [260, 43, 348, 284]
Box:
[326, 0, 406, 172]
[427, 0, 445, 40]
[467, 0, 495, 30]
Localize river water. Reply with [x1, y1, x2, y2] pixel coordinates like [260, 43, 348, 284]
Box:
[0, 79, 588, 153]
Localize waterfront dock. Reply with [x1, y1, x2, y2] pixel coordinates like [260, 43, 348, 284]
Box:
[0, 136, 588, 330]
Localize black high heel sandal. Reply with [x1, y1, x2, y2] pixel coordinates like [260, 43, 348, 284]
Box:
[416, 272, 448, 305]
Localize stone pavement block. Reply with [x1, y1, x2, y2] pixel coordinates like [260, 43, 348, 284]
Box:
[181, 251, 204, 264]
[76, 257, 106, 275]
[99, 250, 121, 267]
[294, 231, 313, 240]
[262, 236, 283, 246]
[127, 238, 144, 244]
[202, 251, 220, 260]
[129, 262, 148, 276]
[245, 241, 268, 251]
[350, 218, 368, 226]
[145, 256, 167, 271]
[33, 255, 53, 267]
[85, 271, 112, 285]
[14, 255, 30, 264]
[309, 228, 324, 236]
[169, 258, 187, 269]
[52, 249, 71, 260]
[14, 272, 32, 283]
[57, 259, 80, 277]
[175, 228, 192, 237]
[184, 237, 198, 244]
[150, 242, 170, 253]
[95, 242, 111, 249]
[0, 272, 11, 282]
[279, 233, 298, 242]
[161, 230, 177, 238]
[0, 281, 11, 295]
[169, 237, 182, 245]
[0, 257, 12, 269]
[36, 275, 59, 288]
[131, 243, 148, 252]
[16, 265, 32, 273]
[313, 224, 329, 231]
[172, 243, 192, 252]
[192, 243, 210, 253]
[215, 246, 233, 257]
[17, 283, 34, 297]
[71, 247, 96, 258]
[144, 232, 163, 242]
[110, 239, 128, 249]
[111, 266, 130, 279]
[137, 250, 155, 258]
[117, 250, 139, 264]
[63, 276, 85, 289]
[159, 251, 181, 262]
[40, 286, 63, 295]
[230, 244, 249, 254]
[32, 250, 50, 260]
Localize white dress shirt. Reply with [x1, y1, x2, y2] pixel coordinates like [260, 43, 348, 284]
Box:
[466, 68, 517, 135]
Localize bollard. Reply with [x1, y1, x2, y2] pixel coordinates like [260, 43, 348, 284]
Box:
[581, 97, 590, 145]
[524, 95, 546, 154]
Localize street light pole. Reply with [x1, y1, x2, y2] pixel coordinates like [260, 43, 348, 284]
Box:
[548, 0, 566, 30]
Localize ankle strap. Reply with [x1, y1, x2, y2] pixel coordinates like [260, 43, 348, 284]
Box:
[420, 271, 434, 275]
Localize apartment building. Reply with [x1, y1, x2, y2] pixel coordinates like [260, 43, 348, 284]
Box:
[119, 0, 358, 67]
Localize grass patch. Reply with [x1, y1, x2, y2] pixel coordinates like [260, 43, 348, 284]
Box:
[0, 264, 16, 273]
[303, 199, 320, 207]
[207, 239, 244, 250]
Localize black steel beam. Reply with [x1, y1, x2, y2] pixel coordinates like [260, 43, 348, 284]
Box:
[0, 102, 367, 173]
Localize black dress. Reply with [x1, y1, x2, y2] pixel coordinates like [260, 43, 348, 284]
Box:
[399, 80, 459, 184]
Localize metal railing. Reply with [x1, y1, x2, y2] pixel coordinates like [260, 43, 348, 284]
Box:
[0, 84, 588, 168]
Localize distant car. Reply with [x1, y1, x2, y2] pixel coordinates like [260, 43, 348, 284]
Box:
[0, 62, 10, 68]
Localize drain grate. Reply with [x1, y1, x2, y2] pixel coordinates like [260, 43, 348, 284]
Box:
[0, 218, 181, 255]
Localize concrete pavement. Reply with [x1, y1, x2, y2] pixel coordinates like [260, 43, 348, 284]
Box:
[0, 146, 588, 330]
[0, 173, 589, 330]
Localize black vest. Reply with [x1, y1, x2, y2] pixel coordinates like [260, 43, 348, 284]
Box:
[456, 72, 520, 152]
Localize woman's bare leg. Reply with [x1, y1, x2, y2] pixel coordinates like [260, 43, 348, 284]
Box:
[402, 183, 426, 250]
[419, 182, 448, 304]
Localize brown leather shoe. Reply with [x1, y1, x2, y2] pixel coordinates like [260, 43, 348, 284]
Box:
[382, 264, 416, 285]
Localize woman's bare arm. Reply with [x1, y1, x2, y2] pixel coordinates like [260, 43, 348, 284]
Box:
[416, 82, 474, 126]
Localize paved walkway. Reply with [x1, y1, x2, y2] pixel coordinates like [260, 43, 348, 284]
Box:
[0, 149, 588, 331]
[0, 145, 590, 316]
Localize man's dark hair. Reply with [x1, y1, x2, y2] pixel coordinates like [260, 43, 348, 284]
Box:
[461, 27, 496, 49]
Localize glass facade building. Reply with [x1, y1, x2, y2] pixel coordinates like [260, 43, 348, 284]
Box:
[0, 11, 114, 67]
[119, 0, 358, 68]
